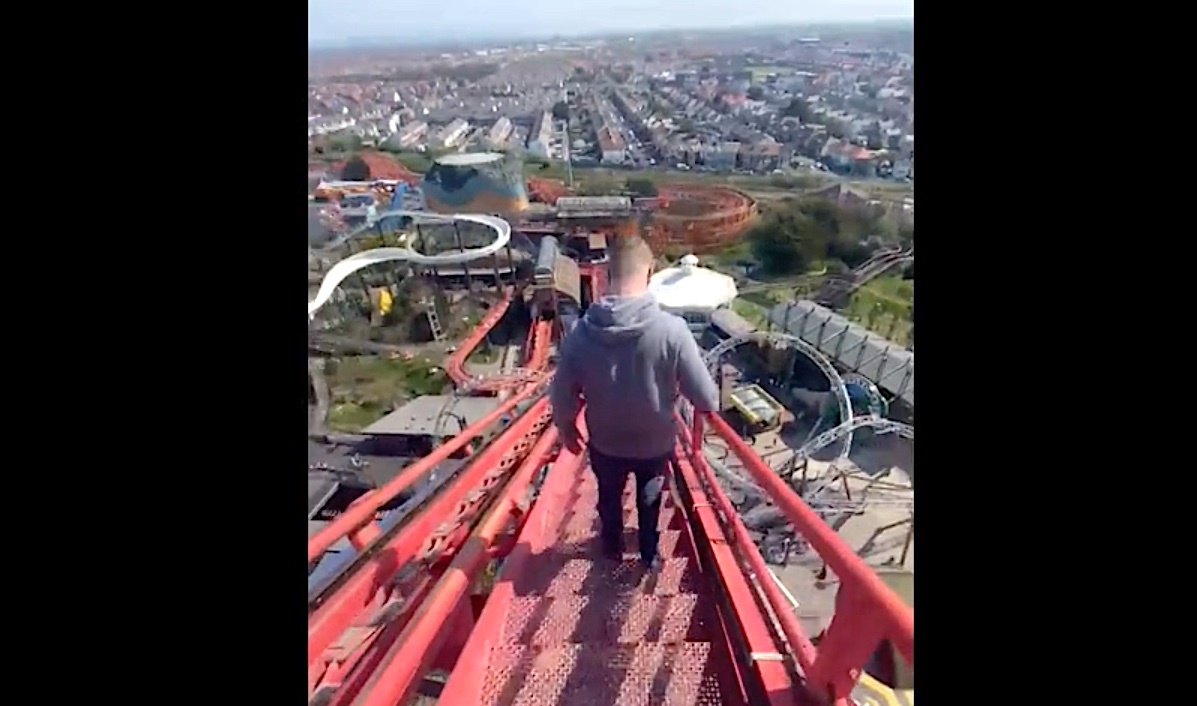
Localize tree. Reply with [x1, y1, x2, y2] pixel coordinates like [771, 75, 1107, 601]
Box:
[341, 155, 371, 181]
[827, 239, 872, 268]
[745, 196, 880, 277]
[678, 118, 696, 134]
[746, 86, 765, 101]
[625, 177, 658, 197]
[825, 118, 849, 140]
[551, 101, 570, 121]
[783, 97, 812, 122]
[327, 133, 363, 153]
[747, 217, 810, 276]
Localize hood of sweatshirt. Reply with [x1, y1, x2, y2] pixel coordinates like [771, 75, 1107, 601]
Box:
[581, 293, 660, 345]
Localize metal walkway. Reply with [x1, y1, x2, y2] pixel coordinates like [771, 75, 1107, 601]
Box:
[441, 462, 726, 705]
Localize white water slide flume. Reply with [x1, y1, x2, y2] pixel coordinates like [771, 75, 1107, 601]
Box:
[307, 211, 513, 318]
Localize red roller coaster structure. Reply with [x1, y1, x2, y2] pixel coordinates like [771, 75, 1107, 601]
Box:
[307, 262, 912, 706]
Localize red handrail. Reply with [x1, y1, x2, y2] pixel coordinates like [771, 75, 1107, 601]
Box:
[678, 414, 818, 675]
[356, 426, 572, 706]
[699, 411, 913, 702]
[307, 383, 542, 562]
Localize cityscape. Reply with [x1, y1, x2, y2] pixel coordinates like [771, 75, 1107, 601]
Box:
[307, 16, 914, 706]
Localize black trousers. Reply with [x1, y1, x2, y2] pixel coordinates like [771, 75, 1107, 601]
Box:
[589, 447, 671, 563]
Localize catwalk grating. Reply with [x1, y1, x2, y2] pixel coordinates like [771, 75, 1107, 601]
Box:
[473, 463, 731, 706]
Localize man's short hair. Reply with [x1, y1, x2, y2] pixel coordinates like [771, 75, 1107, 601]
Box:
[608, 235, 655, 282]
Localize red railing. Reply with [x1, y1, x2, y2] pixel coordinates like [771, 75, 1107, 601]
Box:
[351, 426, 569, 706]
[307, 383, 543, 563]
[308, 399, 551, 669]
[694, 411, 914, 705]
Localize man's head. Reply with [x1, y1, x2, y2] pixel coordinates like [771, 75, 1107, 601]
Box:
[608, 235, 655, 294]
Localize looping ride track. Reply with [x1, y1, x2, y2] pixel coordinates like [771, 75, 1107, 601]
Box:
[307, 213, 913, 706]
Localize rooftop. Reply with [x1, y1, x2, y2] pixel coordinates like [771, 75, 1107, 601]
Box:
[650, 255, 738, 311]
[767, 300, 913, 406]
[437, 151, 504, 166]
[361, 395, 502, 436]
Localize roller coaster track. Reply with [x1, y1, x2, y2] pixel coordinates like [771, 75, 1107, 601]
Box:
[306, 218, 914, 706]
[814, 248, 914, 308]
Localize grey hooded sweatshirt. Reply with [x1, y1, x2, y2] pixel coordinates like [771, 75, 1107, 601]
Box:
[550, 293, 720, 460]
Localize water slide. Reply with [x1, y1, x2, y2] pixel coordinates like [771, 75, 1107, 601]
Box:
[307, 211, 512, 318]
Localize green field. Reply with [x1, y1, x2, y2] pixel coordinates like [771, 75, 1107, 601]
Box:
[732, 297, 770, 327]
[748, 65, 796, 80]
[325, 355, 448, 431]
[844, 275, 913, 345]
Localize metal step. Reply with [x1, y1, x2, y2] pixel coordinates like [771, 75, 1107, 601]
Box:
[477, 643, 724, 706]
[473, 463, 729, 706]
[500, 593, 710, 647]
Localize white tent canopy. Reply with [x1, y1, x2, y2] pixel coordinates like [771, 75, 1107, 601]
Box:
[649, 254, 738, 312]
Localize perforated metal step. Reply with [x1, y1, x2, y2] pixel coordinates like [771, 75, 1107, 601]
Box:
[479, 643, 725, 706]
[473, 465, 730, 706]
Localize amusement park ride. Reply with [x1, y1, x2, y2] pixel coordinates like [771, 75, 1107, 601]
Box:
[308, 189, 913, 706]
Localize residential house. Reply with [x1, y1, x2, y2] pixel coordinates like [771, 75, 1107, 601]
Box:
[705, 142, 739, 171]
[435, 118, 470, 149]
[598, 127, 626, 165]
[820, 138, 878, 176]
[526, 110, 553, 159]
[486, 117, 513, 148]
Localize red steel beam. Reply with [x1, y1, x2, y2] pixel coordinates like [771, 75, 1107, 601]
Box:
[524, 319, 552, 372]
[680, 415, 818, 676]
[434, 426, 587, 706]
[307, 383, 543, 562]
[672, 447, 797, 706]
[353, 426, 572, 706]
[321, 429, 561, 706]
[701, 411, 914, 702]
[308, 398, 550, 666]
[444, 286, 515, 385]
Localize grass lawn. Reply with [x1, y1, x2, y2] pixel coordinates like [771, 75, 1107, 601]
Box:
[748, 65, 796, 80]
[844, 275, 913, 345]
[326, 355, 448, 431]
[732, 297, 770, 327]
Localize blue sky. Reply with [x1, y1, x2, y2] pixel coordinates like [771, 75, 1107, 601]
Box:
[308, 0, 914, 47]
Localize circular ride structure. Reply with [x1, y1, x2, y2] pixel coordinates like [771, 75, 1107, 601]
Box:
[648, 183, 759, 254]
[705, 329, 855, 460]
[306, 211, 512, 318]
[704, 329, 914, 470]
